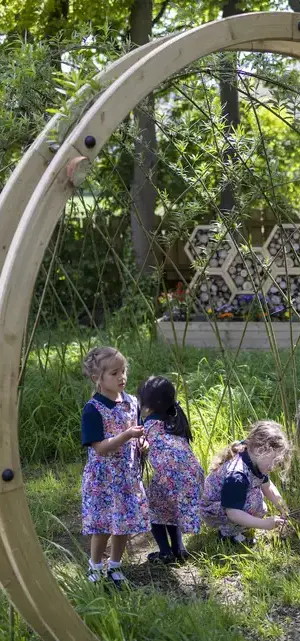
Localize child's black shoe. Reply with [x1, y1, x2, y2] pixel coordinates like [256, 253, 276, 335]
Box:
[147, 551, 176, 565]
[87, 559, 106, 583]
[107, 568, 128, 590]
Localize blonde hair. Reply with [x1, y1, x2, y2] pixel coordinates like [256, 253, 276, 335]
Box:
[210, 420, 291, 472]
[83, 346, 127, 389]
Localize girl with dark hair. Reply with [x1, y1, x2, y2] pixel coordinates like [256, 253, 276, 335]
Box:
[138, 376, 204, 563]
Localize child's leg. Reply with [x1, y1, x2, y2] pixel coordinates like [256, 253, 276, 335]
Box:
[110, 534, 128, 563]
[91, 533, 110, 563]
[107, 535, 128, 588]
[177, 529, 187, 551]
[88, 534, 110, 582]
[151, 523, 172, 555]
[166, 525, 182, 556]
[201, 502, 246, 540]
[219, 523, 245, 538]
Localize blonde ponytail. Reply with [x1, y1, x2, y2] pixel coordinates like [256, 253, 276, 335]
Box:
[82, 346, 127, 390]
[210, 420, 290, 473]
[210, 441, 245, 471]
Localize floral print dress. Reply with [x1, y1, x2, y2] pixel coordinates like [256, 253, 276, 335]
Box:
[82, 394, 150, 535]
[199, 450, 267, 537]
[144, 416, 204, 533]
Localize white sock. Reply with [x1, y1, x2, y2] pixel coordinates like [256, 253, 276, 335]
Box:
[108, 558, 121, 570]
[89, 558, 104, 570]
[233, 533, 246, 543]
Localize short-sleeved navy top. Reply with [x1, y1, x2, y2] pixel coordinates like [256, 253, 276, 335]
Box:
[221, 449, 269, 510]
[81, 392, 140, 447]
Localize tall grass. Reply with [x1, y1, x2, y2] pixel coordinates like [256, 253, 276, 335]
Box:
[3, 514, 300, 641]
[20, 329, 299, 467]
[6, 329, 299, 641]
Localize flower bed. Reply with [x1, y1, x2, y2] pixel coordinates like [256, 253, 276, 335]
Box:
[157, 320, 300, 351]
[157, 283, 300, 350]
[158, 283, 293, 323]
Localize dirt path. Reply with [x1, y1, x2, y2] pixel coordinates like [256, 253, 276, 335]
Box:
[54, 521, 300, 640]
[55, 521, 208, 599]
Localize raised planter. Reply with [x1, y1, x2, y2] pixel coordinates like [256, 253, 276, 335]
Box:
[157, 321, 300, 351]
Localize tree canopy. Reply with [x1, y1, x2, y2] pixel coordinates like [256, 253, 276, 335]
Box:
[1, 0, 299, 326]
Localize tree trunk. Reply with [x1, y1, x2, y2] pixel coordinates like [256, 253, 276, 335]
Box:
[130, 0, 157, 274]
[219, 0, 241, 214]
[289, 0, 300, 11]
[44, 0, 69, 38]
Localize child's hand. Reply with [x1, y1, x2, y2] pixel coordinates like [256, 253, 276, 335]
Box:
[263, 516, 285, 531]
[127, 425, 144, 439]
[278, 499, 289, 519]
[138, 436, 149, 452]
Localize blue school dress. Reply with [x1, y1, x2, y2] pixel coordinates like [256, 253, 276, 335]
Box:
[81, 392, 150, 535]
[199, 449, 268, 537]
[144, 414, 204, 533]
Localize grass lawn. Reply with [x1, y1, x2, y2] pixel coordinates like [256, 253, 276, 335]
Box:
[2, 332, 300, 640]
[1, 461, 300, 641]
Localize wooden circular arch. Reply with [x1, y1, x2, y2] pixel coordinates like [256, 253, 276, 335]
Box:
[0, 11, 300, 641]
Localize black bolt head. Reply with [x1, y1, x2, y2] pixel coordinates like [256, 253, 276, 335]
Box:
[84, 135, 96, 149]
[2, 469, 14, 482]
[49, 142, 60, 154]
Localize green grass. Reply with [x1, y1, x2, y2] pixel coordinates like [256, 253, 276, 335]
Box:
[24, 463, 82, 540]
[20, 328, 300, 466]
[4, 331, 300, 640]
[64, 582, 245, 641]
[3, 460, 300, 641]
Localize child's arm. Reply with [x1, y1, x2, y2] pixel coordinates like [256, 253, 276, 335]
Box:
[92, 426, 144, 456]
[221, 470, 285, 531]
[262, 480, 288, 516]
[226, 508, 284, 530]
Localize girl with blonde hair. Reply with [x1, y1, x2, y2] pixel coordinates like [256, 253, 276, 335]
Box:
[81, 346, 150, 586]
[200, 420, 290, 543]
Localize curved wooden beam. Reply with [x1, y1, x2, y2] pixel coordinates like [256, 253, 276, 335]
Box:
[0, 34, 174, 273]
[228, 37, 300, 56]
[0, 11, 300, 641]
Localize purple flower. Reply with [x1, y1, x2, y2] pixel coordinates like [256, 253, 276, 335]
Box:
[270, 306, 285, 315]
[216, 304, 233, 312]
[258, 293, 270, 304]
[238, 294, 255, 303]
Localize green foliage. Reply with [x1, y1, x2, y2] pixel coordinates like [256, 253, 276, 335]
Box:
[3, 456, 300, 640]
[0, 0, 204, 39]
[19, 328, 300, 464]
[32, 198, 129, 326]
[2, 5, 300, 330]
[0, 38, 60, 188]
[25, 463, 82, 538]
